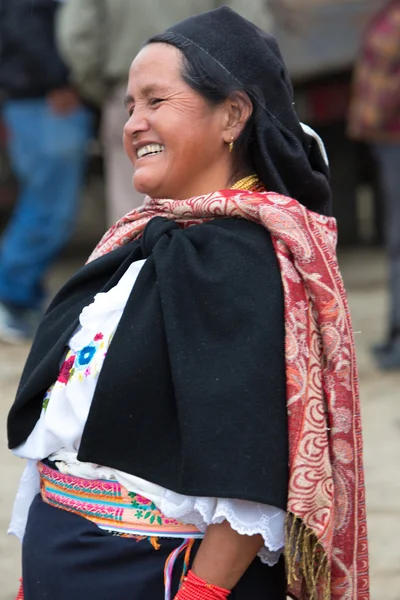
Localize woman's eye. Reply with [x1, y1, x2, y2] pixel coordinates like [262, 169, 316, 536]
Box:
[149, 98, 164, 107]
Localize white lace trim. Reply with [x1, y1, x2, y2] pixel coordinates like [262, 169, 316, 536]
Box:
[160, 492, 285, 566]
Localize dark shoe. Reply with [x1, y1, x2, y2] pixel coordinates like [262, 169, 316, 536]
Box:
[372, 336, 400, 370]
[0, 301, 38, 344]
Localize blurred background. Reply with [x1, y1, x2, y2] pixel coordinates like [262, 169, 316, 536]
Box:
[0, 1, 399, 599]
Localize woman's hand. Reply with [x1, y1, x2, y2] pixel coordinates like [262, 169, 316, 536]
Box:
[192, 520, 264, 590]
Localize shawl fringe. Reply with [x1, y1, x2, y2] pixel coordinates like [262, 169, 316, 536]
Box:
[285, 513, 331, 600]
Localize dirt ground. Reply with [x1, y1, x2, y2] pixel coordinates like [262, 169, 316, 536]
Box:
[0, 248, 399, 600]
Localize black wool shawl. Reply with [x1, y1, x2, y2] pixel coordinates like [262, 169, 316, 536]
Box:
[8, 217, 289, 509]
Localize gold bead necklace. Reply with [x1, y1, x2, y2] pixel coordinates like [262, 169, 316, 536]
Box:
[231, 174, 262, 192]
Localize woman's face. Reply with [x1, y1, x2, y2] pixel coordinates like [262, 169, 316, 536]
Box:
[123, 43, 233, 199]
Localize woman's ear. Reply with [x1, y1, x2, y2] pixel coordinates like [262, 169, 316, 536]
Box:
[222, 91, 253, 143]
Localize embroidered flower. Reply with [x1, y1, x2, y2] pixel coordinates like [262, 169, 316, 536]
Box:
[135, 495, 153, 506]
[128, 492, 158, 512]
[77, 345, 96, 367]
[164, 518, 180, 525]
[84, 367, 91, 377]
[94, 333, 104, 342]
[42, 386, 53, 411]
[58, 355, 76, 384]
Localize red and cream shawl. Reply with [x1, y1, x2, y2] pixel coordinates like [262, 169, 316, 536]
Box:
[89, 189, 369, 600]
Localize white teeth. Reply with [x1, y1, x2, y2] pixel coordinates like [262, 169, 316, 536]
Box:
[137, 144, 165, 159]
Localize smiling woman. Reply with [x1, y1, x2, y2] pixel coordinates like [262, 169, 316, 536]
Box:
[8, 7, 369, 600]
[123, 42, 253, 200]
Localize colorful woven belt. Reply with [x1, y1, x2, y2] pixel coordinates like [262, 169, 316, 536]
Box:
[38, 461, 203, 539]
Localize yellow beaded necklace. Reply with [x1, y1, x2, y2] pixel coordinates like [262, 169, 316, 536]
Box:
[231, 174, 263, 192]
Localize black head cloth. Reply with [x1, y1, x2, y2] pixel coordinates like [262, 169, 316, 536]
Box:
[159, 6, 332, 216]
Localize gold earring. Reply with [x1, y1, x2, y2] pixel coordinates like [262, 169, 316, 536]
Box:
[229, 137, 234, 153]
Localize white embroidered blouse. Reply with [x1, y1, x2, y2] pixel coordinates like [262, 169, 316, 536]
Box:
[10, 259, 286, 565]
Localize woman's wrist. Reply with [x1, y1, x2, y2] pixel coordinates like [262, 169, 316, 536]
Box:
[174, 570, 230, 599]
[190, 521, 264, 590]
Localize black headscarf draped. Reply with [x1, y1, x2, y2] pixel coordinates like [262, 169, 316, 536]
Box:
[162, 6, 332, 216]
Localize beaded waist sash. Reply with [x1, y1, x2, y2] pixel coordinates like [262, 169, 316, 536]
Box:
[38, 462, 202, 539]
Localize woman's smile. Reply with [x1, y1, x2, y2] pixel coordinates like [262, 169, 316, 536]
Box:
[135, 143, 165, 160]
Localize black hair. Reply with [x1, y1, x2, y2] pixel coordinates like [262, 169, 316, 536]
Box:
[146, 32, 264, 176]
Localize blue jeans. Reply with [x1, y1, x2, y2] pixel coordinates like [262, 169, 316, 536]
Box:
[372, 142, 400, 338]
[0, 99, 92, 309]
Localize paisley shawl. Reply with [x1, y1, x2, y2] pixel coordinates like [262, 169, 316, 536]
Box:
[88, 189, 369, 600]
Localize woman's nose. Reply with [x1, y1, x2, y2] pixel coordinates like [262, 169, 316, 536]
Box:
[123, 109, 150, 138]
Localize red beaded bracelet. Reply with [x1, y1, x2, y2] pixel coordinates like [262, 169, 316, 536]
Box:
[174, 570, 231, 600]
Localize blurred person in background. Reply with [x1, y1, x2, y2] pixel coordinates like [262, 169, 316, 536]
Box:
[0, 0, 92, 344]
[348, 0, 400, 370]
[56, 0, 217, 227]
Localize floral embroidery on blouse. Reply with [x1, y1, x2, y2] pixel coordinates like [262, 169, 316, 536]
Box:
[76, 345, 96, 368]
[58, 353, 75, 385]
[43, 332, 108, 411]
[74, 333, 105, 376]
[42, 387, 53, 412]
